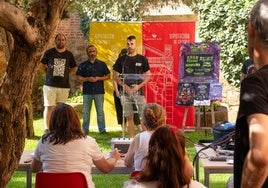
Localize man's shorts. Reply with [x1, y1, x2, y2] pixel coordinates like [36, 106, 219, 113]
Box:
[120, 93, 146, 117]
[43, 85, 70, 106]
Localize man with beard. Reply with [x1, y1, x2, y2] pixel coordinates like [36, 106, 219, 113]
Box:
[113, 35, 151, 138]
[76, 45, 110, 135]
[39, 33, 77, 133]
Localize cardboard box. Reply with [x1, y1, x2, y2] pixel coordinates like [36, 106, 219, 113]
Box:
[111, 138, 133, 153]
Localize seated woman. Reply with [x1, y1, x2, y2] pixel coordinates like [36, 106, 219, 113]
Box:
[123, 126, 206, 188]
[31, 103, 120, 188]
[124, 103, 166, 173]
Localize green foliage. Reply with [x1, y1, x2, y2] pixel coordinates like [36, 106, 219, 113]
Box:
[194, 0, 255, 87]
[79, 15, 90, 39]
[74, 0, 182, 21]
[73, 0, 184, 37]
[67, 89, 83, 103]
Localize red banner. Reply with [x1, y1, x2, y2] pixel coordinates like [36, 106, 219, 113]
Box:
[142, 21, 196, 128]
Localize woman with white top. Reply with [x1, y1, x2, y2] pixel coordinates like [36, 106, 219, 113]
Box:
[31, 103, 120, 188]
[124, 103, 166, 173]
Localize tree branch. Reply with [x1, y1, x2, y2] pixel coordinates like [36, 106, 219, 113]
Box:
[0, 1, 38, 44]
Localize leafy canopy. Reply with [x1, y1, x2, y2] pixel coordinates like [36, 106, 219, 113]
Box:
[194, 0, 255, 87]
[72, 0, 186, 38]
[73, 0, 183, 21]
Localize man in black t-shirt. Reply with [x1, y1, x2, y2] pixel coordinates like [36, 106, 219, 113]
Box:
[113, 35, 151, 138]
[40, 33, 77, 133]
[234, 0, 268, 187]
[113, 48, 143, 135]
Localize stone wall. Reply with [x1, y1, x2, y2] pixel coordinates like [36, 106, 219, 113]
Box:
[220, 75, 240, 122]
[57, 12, 88, 65]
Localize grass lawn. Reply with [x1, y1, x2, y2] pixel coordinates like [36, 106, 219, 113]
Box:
[7, 116, 232, 188]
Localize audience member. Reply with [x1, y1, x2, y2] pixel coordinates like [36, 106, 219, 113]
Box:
[39, 33, 77, 133]
[76, 45, 110, 135]
[234, 0, 268, 187]
[123, 126, 205, 188]
[113, 35, 151, 138]
[31, 103, 120, 188]
[124, 103, 166, 172]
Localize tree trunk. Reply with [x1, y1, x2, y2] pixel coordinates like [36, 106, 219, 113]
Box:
[0, 44, 38, 186]
[0, 1, 67, 186]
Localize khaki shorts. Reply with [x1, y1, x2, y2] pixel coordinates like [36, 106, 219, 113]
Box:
[43, 85, 70, 106]
[120, 94, 146, 117]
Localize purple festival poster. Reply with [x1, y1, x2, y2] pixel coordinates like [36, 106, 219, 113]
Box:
[179, 42, 220, 83]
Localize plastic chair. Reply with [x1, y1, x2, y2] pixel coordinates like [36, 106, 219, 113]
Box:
[35, 172, 88, 188]
[130, 170, 141, 179]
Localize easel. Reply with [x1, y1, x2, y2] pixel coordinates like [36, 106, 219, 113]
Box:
[182, 101, 215, 136]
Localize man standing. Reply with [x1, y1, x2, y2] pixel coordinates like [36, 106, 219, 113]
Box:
[76, 45, 110, 135]
[40, 33, 77, 133]
[234, 0, 268, 187]
[113, 35, 151, 138]
[113, 48, 144, 136]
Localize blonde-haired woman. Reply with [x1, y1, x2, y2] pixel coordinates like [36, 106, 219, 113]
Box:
[124, 103, 166, 175]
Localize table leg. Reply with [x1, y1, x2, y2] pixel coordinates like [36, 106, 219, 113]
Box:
[196, 107, 201, 132]
[195, 154, 200, 181]
[204, 170, 210, 188]
[26, 169, 32, 188]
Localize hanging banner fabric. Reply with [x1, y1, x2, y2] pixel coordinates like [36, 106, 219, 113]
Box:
[142, 22, 196, 128]
[89, 21, 196, 129]
[89, 22, 142, 66]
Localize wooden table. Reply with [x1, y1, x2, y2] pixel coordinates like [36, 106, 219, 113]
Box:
[194, 144, 233, 187]
[17, 150, 34, 188]
[17, 150, 134, 188]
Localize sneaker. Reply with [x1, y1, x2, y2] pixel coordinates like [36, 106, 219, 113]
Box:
[100, 131, 108, 135]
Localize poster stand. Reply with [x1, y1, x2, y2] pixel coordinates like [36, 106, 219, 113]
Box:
[179, 42, 220, 134]
[182, 101, 215, 135]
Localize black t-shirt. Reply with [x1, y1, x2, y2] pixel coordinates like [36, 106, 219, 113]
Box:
[113, 54, 150, 94]
[234, 65, 268, 188]
[41, 48, 77, 88]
